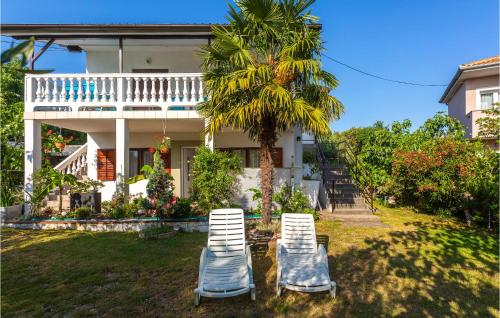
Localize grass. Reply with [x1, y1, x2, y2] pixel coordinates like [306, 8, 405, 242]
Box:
[1, 205, 498, 317]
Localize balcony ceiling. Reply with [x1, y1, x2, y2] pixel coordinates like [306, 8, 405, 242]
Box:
[41, 118, 204, 133]
[61, 38, 209, 50]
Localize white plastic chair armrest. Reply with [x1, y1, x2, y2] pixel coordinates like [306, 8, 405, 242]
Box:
[318, 244, 329, 269]
[276, 239, 283, 264]
[198, 247, 208, 289]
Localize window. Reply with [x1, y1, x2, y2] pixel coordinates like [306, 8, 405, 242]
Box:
[97, 148, 169, 181]
[97, 149, 115, 181]
[219, 148, 283, 168]
[129, 148, 168, 177]
[478, 89, 499, 110]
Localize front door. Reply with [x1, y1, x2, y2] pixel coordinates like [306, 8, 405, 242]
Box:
[182, 147, 196, 198]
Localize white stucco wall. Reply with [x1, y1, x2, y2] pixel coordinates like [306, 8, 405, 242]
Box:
[86, 128, 296, 206]
[214, 130, 295, 168]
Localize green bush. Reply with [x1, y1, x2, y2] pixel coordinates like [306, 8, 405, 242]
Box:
[392, 138, 498, 226]
[170, 198, 192, 218]
[72, 206, 92, 219]
[190, 146, 242, 214]
[330, 112, 498, 228]
[273, 184, 319, 220]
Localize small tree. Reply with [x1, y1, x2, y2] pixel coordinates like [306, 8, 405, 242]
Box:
[190, 147, 242, 214]
[476, 103, 500, 138]
[146, 151, 175, 218]
[48, 169, 77, 214]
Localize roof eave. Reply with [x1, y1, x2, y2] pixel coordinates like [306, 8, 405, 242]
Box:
[439, 62, 500, 104]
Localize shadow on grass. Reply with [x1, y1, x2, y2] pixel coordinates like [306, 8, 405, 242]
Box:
[330, 222, 499, 317]
[1, 222, 498, 317]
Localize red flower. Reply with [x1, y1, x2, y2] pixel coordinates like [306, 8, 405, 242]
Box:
[47, 129, 53, 135]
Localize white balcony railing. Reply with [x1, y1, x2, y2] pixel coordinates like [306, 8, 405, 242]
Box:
[25, 73, 205, 112]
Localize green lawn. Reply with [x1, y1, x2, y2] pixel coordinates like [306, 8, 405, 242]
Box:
[2, 206, 498, 317]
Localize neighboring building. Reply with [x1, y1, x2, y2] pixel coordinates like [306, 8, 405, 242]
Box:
[440, 56, 499, 148]
[2, 24, 312, 209]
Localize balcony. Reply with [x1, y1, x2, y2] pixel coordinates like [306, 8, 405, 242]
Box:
[465, 109, 491, 139]
[25, 73, 205, 115]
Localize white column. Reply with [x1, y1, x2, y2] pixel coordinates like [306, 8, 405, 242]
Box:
[293, 124, 303, 188]
[204, 118, 214, 150]
[115, 119, 129, 194]
[24, 119, 42, 213]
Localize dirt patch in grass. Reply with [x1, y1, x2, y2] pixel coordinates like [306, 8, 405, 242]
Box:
[2, 206, 499, 317]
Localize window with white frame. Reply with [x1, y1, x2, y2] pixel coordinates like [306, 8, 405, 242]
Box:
[478, 88, 499, 110]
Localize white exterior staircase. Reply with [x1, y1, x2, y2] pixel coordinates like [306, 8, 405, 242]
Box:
[44, 144, 88, 210]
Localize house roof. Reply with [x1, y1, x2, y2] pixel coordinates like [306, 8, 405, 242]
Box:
[1, 24, 221, 39]
[1, 23, 322, 39]
[460, 56, 500, 68]
[439, 56, 500, 104]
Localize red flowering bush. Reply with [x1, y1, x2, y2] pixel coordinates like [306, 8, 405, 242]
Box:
[392, 138, 498, 225]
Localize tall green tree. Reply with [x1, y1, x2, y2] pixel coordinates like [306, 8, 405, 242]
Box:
[0, 61, 25, 205]
[199, 0, 343, 223]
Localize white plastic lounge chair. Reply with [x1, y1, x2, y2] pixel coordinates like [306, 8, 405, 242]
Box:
[276, 213, 336, 298]
[194, 208, 255, 306]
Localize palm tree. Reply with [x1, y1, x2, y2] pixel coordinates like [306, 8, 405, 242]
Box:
[199, 0, 343, 223]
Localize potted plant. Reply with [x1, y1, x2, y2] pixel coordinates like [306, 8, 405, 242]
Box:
[44, 130, 74, 153]
[157, 136, 171, 154]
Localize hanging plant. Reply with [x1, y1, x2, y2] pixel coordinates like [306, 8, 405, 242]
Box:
[156, 119, 171, 154]
[157, 136, 171, 154]
[44, 130, 74, 153]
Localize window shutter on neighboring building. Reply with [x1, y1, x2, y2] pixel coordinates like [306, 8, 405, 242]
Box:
[97, 149, 116, 181]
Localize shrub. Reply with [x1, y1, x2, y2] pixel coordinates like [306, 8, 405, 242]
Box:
[107, 204, 135, 219]
[39, 207, 56, 218]
[190, 147, 242, 214]
[248, 188, 262, 214]
[170, 198, 192, 218]
[392, 138, 499, 226]
[72, 206, 92, 219]
[146, 151, 175, 218]
[273, 184, 319, 220]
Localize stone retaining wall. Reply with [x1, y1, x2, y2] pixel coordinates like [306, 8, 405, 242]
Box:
[3, 219, 210, 233]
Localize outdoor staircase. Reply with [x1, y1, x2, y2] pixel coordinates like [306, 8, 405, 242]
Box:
[316, 143, 385, 227]
[43, 144, 88, 211]
[325, 163, 371, 212]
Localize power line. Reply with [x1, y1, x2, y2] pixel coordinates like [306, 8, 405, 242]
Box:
[322, 53, 447, 87]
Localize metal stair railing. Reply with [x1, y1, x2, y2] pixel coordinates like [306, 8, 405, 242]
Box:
[318, 141, 376, 213]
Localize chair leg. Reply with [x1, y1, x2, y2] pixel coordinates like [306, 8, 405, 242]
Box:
[330, 281, 336, 299]
[194, 292, 201, 306]
[250, 288, 256, 301]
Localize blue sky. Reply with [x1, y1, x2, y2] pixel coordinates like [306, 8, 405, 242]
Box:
[1, 0, 499, 131]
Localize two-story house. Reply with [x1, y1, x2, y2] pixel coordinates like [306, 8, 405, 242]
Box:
[2, 24, 311, 209]
[440, 56, 499, 148]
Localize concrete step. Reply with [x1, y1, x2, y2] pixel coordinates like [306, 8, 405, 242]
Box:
[330, 179, 355, 185]
[333, 192, 362, 198]
[334, 197, 365, 204]
[334, 204, 368, 209]
[333, 209, 372, 216]
[333, 183, 358, 190]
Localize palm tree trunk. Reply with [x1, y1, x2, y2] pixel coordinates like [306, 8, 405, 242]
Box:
[259, 119, 277, 224]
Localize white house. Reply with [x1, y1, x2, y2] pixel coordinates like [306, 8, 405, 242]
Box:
[3, 24, 318, 210]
